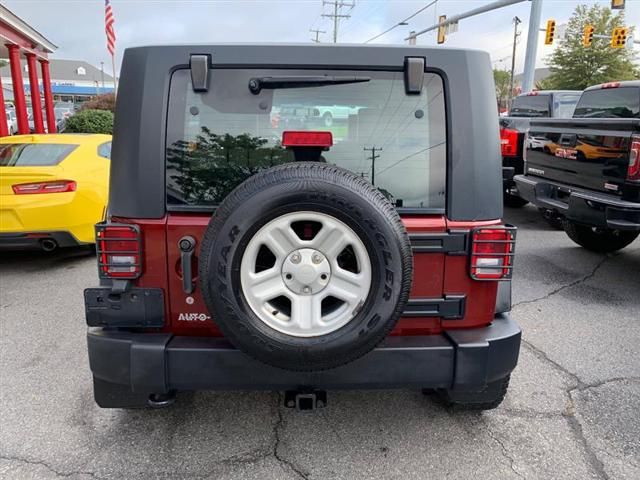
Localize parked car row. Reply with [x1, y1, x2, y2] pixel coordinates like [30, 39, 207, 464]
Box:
[4, 102, 77, 134]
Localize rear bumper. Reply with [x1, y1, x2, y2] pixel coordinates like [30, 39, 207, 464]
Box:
[0, 231, 82, 250]
[515, 175, 640, 230]
[88, 313, 521, 402]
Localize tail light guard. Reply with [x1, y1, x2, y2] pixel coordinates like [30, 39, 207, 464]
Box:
[95, 222, 142, 293]
[469, 225, 517, 281]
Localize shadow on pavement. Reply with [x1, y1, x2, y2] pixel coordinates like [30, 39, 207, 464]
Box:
[0, 246, 96, 272]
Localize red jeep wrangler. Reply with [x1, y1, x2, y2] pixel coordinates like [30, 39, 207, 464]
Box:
[85, 44, 520, 411]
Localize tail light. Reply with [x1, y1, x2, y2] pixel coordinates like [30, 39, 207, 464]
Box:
[96, 223, 141, 279]
[12, 180, 76, 195]
[470, 226, 517, 280]
[627, 135, 640, 182]
[500, 127, 518, 157]
[282, 131, 333, 149]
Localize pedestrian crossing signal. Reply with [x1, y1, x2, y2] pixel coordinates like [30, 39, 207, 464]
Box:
[611, 27, 628, 48]
[544, 20, 556, 45]
[583, 25, 595, 47]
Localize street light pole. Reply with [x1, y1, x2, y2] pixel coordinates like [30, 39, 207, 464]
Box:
[100, 62, 105, 89]
[509, 16, 521, 106]
[521, 0, 543, 93]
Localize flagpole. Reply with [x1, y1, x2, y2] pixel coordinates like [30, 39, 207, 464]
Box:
[111, 51, 118, 94]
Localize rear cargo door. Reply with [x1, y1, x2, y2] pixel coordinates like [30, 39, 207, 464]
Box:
[162, 64, 449, 336]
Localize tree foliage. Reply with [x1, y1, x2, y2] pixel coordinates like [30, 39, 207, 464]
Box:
[64, 109, 114, 134]
[540, 4, 638, 90]
[80, 93, 116, 113]
[166, 128, 291, 204]
[493, 69, 512, 110]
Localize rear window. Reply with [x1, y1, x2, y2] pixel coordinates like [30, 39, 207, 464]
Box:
[552, 93, 581, 118]
[0, 144, 77, 166]
[573, 87, 639, 118]
[509, 94, 550, 117]
[166, 68, 447, 210]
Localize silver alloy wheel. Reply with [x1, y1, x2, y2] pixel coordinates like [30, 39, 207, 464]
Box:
[240, 211, 372, 338]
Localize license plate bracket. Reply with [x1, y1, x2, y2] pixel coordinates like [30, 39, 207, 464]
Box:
[84, 288, 164, 328]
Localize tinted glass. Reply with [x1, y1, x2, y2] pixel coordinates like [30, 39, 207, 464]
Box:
[573, 87, 639, 118]
[98, 142, 112, 159]
[166, 68, 447, 209]
[0, 144, 77, 166]
[509, 94, 550, 117]
[553, 93, 581, 118]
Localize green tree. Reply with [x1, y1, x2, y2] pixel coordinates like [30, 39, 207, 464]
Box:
[540, 4, 639, 90]
[493, 68, 512, 110]
[64, 109, 113, 134]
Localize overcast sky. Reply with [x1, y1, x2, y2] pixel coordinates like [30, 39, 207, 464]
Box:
[5, 0, 640, 77]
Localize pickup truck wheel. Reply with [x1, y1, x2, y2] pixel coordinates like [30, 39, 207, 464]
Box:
[322, 112, 333, 127]
[426, 375, 510, 411]
[199, 162, 413, 371]
[563, 221, 639, 253]
[504, 191, 528, 208]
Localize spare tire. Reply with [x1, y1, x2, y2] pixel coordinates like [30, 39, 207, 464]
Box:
[199, 162, 412, 371]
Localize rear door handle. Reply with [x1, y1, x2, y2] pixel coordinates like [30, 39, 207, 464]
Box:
[179, 236, 196, 294]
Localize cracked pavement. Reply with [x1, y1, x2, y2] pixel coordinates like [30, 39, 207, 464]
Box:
[1, 205, 639, 479]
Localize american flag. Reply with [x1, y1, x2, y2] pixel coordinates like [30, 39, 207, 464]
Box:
[105, 0, 116, 56]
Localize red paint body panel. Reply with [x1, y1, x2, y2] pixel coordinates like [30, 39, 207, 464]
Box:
[114, 213, 503, 338]
[442, 218, 502, 329]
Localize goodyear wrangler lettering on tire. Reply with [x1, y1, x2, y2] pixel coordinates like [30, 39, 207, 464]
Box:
[199, 162, 413, 371]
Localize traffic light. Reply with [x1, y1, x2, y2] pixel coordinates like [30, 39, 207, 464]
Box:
[611, 0, 625, 10]
[611, 27, 628, 48]
[437, 15, 446, 44]
[583, 25, 595, 47]
[544, 19, 556, 45]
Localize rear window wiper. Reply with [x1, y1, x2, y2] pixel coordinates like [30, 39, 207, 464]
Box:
[248, 76, 370, 95]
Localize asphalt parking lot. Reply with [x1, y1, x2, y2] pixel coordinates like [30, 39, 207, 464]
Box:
[0, 205, 638, 480]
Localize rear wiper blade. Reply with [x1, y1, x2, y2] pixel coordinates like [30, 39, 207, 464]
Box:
[248, 76, 370, 95]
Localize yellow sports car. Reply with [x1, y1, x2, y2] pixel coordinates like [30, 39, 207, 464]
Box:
[0, 134, 111, 250]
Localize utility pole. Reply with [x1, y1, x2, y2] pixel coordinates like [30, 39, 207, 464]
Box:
[322, 0, 355, 43]
[521, 0, 543, 93]
[509, 16, 521, 107]
[363, 146, 381, 185]
[310, 29, 326, 43]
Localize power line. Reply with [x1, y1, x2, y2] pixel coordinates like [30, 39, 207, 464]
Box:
[364, 0, 438, 44]
[322, 0, 355, 43]
[310, 29, 326, 43]
[376, 141, 446, 177]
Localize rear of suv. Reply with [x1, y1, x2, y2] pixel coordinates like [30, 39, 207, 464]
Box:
[85, 44, 520, 411]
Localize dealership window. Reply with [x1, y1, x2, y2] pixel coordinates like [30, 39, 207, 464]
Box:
[166, 68, 446, 210]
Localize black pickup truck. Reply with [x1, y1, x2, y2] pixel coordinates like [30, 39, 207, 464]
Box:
[501, 90, 581, 208]
[515, 81, 640, 252]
